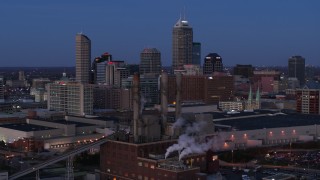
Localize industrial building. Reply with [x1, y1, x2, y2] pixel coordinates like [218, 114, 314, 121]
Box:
[0, 110, 116, 151]
[98, 72, 320, 179]
[100, 72, 219, 180]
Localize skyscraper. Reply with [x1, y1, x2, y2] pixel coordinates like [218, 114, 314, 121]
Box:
[0, 76, 4, 102]
[288, 56, 305, 86]
[203, 53, 223, 75]
[192, 42, 201, 66]
[172, 17, 193, 71]
[75, 33, 91, 84]
[139, 48, 162, 75]
[92, 52, 112, 84]
[106, 60, 129, 87]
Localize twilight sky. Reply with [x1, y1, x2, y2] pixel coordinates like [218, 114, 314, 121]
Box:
[1, 0, 319, 67]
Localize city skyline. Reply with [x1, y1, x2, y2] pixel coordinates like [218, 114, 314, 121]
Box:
[1, 0, 320, 67]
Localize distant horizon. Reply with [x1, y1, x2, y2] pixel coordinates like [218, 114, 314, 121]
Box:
[1, 1, 319, 67]
[1, 65, 320, 68]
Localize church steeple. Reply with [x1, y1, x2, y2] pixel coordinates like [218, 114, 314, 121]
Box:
[255, 86, 260, 109]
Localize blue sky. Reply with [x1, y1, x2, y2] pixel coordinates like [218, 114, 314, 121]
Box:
[1, 0, 319, 67]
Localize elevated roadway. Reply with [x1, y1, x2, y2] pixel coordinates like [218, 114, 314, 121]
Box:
[9, 137, 108, 180]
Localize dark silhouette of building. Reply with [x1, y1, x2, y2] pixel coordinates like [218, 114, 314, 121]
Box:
[233, 64, 254, 78]
[288, 55, 305, 86]
[203, 53, 223, 75]
[172, 17, 193, 70]
[192, 42, 201, 66]
[139, 48, 161, 75]
[0, 76, 4, 102]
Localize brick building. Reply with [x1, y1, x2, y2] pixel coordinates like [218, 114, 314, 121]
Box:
[100, 138, 216, 180]
[296, 82, 320, 114]
[167, 75, 234, 104]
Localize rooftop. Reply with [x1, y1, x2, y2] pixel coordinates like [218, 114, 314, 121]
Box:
[0, 123, 56, 132]
[214, 112, 320, 131]
[51, 120, 96, 127]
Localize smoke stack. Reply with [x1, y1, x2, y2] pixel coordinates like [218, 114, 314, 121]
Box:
[133, 73, 141, 142]
[160, 71, 168, 134]
[175, 72, 182, 120]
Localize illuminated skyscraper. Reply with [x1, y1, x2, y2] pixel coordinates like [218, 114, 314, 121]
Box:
[172, 17, 193, 70]
[203, 53, 223, 75]
[75, 33, 91, 84]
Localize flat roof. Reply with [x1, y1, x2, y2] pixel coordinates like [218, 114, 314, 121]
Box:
[0, 123, 56, 132]
[214, 113, 320, 131]
[52, 120, 95, 127]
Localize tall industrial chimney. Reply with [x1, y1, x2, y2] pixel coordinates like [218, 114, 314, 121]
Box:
[160, 71, 168, 134]
[175, 72, 182, 120]
[133, 73, 141, 142]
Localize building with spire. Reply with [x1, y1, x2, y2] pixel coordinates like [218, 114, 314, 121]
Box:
[75, 33, 91, 84]
[172, 16, 193, 71]
[245, 86, 260, 111]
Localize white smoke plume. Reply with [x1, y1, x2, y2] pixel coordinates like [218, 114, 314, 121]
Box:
[185, 120, 207, 134]
[140, 95, 147, 115]
[165, 119, 226, 160]
[172, 117, 185, 129]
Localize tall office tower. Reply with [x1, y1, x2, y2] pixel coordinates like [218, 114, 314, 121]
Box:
[172, 17, 193, 70]
[106, 60, 129, 87]
[47, 81, 93, 116]
[192, 42, 201, 66]
[122, 74, 160, 107]
[0, 76, 4, 102]
[139, 48, 162, 75]
[18, 71, 25, 81]
[203, 53, 223, 75]
[92, 53, 112, 84]
[288, 56, 305, 86]
[75, 33, 91, 84]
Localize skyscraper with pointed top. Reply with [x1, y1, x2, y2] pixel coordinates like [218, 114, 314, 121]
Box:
[76, 33, 91, 84]
[172, 16, 193, 71]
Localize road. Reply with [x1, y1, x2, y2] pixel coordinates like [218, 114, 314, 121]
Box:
[9, 137, 108, 180]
